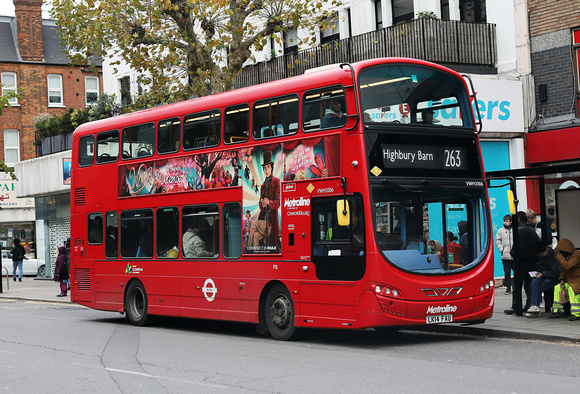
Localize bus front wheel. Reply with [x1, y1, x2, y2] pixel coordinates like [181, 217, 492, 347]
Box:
[125, 280, 149, 326]
[265, 285, 297, 340]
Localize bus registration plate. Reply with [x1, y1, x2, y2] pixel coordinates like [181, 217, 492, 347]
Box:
[426, 314, 453, 324]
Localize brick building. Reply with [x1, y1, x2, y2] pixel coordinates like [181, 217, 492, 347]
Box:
[516, 0, 580, 245]
[0, 0, 101, 260]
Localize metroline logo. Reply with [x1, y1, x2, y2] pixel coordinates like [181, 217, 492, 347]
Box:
[284, 197, 310, 208]
[426, 305, 458, 314]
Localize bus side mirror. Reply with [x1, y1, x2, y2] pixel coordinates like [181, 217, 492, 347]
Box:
[507, 190, 516, 215]
[337, 200, 350, 227]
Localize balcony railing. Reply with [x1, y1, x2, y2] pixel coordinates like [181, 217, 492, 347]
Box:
[235, 18, 496, 89]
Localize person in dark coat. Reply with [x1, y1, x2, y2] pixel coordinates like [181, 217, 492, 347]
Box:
[10, 238, 26, 282]
[504, 211, 542, 314]
[526, 244, 559, 314]
[54, 246, 69, 297]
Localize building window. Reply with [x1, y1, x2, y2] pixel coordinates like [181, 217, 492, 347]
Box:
[574, 28, 580, 115]
[3, 129, 20, 166]
[321, 12, 340, 45]
[459, 0, 486, 23]
[47, 74, 63, 106]
[283, 29, 299, 55]
[441, 0, 450, 21]
[375, 0, 383, 30]
[85, 76, 99, 106]
[392, 0, 414, 24]
[119, 76, 132, 107]
[1, 72, 18, 105]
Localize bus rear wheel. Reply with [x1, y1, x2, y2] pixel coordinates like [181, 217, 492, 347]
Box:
[265, 285, 297, 340]
[125, 280, 149, 326]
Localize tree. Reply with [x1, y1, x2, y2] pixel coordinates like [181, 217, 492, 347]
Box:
[51, 0, 341, 106]
[0, 90, 20, 179]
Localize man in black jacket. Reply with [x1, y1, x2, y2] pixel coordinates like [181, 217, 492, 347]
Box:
[10, 238, 26, 282]
[504, 211, 542, 314]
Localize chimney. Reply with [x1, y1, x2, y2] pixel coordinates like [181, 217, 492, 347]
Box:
[14, 0, 44, 62]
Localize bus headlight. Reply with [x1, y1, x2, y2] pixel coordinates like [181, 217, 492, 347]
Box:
[370, 283, 403, 298]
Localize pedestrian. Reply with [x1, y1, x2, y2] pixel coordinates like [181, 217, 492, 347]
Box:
[495, 214, 514, 295]
[10, 238, 26, 282]
[504, 211, 542, 315]
[526, 244, 559, 316]
[549, 238, 580, 321]
[54, 246, 69, 297]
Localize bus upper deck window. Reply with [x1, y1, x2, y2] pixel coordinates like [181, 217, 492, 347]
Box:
[302, 86, 346, 132]
[183, 110, 221, 150]
[158, 117, 181, 154]
[96, 130, 119, 164]
[79, 135, 94, 167]
[224, 104, 249, 144]
[122, 123, 155, 159]
[253, 95, 299, 139]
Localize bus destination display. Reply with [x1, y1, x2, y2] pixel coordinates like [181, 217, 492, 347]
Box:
[381, 144, 467, 170]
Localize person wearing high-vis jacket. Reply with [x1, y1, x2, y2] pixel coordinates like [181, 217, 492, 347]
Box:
[550, 238, 580, 321]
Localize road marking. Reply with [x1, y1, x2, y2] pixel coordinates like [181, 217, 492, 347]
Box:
[72, 363, 228, 389]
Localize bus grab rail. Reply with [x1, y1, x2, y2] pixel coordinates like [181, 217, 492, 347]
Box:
[462, 74, 482, 134]
[340, 63, 360, 132]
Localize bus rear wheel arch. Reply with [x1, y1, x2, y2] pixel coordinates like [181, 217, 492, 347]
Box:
[125, 279, 150, 326]
[264, 284, 298, 341]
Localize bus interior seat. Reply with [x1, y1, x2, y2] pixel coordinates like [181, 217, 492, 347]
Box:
[288, 123, 298, 133]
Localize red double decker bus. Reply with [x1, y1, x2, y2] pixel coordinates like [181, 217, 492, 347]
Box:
[70, 58, 494, 340]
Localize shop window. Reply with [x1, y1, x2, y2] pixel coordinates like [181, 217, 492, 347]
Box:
[121, 209, 154, 258]
[157, 117, 181, 154]
[182, 205, 219, 258]
[157, 207, 179, 258]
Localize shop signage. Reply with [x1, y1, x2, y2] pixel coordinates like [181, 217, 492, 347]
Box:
[0, 179, 35, 208]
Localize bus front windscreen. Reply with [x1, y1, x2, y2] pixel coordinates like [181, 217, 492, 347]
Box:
[371, 186, 489, 274]
[359, 64, 473, 127]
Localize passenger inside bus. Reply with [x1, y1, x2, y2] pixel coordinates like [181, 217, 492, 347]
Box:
[225, 119, 248, 143]
[321, 98, 347, 129]
[182, 223, 214, 258]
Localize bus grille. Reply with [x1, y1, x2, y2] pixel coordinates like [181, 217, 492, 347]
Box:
[75, 268, 91, 291]
[74, 187, 86, 206]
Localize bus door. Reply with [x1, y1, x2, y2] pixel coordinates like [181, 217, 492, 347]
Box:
[300, 195, 366, 325]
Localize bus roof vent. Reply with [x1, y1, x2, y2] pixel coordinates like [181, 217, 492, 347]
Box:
[74, 187, 86, 206]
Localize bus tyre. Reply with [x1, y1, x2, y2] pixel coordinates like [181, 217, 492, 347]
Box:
[125, 280, 150, 326]
[265, 285, 297, 341]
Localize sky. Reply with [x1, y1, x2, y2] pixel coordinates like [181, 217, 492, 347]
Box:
[0, 0, 53, 18]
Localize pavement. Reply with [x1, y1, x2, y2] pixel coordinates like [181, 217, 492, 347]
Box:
[1, 276, 579, 343]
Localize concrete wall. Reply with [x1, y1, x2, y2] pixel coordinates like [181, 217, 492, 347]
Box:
[14, 150, 71, 198]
